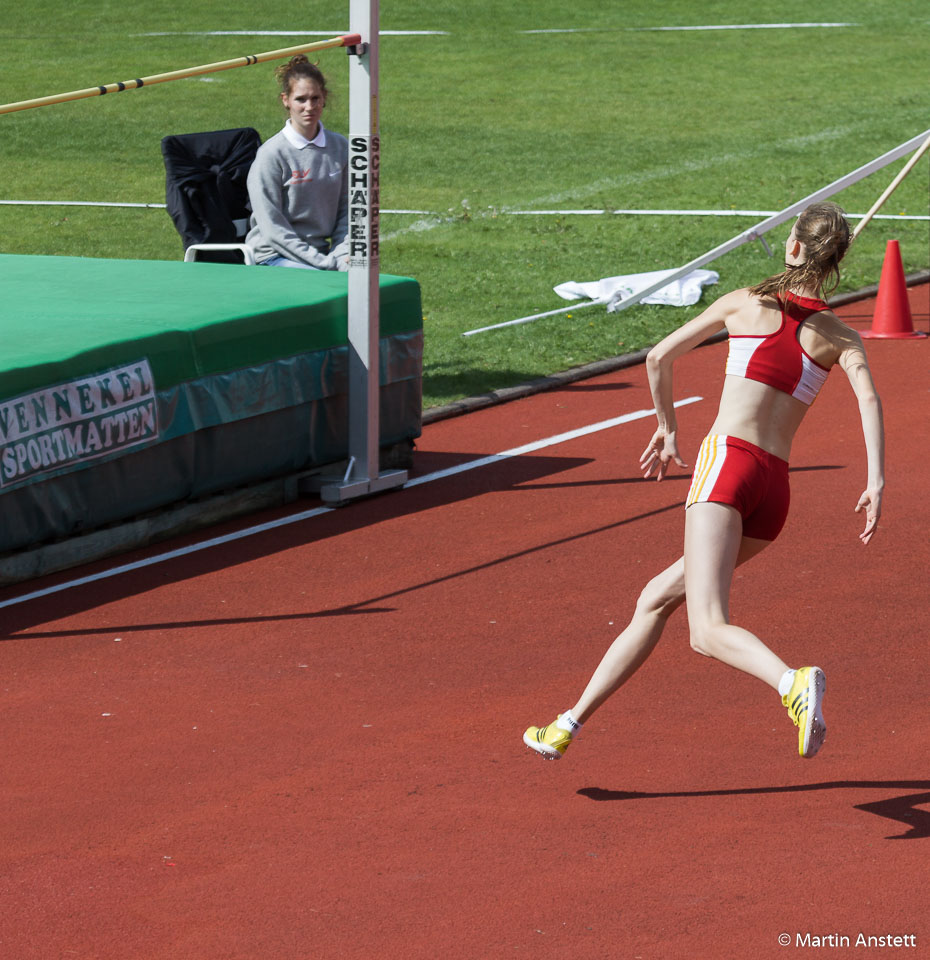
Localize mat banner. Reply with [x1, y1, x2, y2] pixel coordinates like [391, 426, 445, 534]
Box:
[0, 331, 422, 507]
[0, 360, 159, 490]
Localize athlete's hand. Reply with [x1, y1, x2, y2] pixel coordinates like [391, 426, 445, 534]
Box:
[640, 429, 688, 481]
[854, 487, 882, 544]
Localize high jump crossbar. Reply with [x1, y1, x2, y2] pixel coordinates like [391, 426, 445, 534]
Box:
[0, 34, 361, 115]
[465, 127, 930, 335]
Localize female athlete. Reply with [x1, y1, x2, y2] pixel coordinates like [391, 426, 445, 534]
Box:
[524, 202, 884, 761]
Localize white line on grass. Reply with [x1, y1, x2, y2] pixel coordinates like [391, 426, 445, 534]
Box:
[508, 208, 780, 216]
[0, 398, 702, 611]
[0, 200, 169, 209]
[0, 201, 439, 215]
[503, 210, 929, 221]
[2, 200, 926, 224]
[521, 23, 858, 33]
[135, 30, 449, 37]
[521, 28, 604, 34]
[138, 25, 860, 39]
[630, 23, 859, 31]
[380, 216, 445, 241]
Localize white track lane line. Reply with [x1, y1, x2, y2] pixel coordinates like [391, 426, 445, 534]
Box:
[405, 398, 701, 487]
[0, 397, 702, 610]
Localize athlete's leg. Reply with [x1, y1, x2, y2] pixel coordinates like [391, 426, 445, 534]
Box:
[571, 557, 685, 723]
[684, 501, 788, 690]
[571, 531, 774, 723]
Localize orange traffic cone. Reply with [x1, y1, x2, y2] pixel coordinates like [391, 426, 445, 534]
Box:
[862, 239, 927, 339]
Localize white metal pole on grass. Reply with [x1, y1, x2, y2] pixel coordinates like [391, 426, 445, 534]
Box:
[321, 0, 407, 504]
[852, 130, 930, 240]
[464, 127, 930, 336]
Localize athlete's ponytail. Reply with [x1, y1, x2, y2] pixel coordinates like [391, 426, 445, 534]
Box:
[750, 202, 851, 299]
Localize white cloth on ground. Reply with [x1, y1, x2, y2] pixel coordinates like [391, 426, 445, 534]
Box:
[553, 268, 719, 311]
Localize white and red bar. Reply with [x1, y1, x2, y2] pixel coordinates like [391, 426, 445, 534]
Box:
[0, 34, 362, 115]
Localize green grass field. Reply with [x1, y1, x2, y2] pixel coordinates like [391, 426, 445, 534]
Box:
[1, 1, 928, 408]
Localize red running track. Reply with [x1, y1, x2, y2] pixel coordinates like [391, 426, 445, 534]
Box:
[1, 285, 928, 960]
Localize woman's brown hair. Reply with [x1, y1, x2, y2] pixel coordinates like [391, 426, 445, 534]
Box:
[274, 55, 328, 98]
[749, 202, 851, 299]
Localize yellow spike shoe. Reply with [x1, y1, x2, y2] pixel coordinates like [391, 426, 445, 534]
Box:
[523, 715, 574, 759]
[782, 667, 826, 758]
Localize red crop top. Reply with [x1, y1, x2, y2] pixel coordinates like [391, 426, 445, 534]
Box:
[725, 292, 832, 405]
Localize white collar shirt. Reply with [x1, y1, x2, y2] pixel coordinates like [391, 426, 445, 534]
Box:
[282, 119, 328, 150]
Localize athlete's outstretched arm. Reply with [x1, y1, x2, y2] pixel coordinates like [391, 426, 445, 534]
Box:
[836, 326, 884, 543]
[640, 289, 742, 480]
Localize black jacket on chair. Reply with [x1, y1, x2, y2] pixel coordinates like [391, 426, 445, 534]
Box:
[162, 127, 262, 263]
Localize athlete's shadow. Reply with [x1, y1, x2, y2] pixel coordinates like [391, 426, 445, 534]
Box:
[578, 780, 930, 840]
[518, 463, 843, 492]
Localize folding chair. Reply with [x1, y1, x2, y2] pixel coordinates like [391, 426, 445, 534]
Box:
[161, 127, 262, 264]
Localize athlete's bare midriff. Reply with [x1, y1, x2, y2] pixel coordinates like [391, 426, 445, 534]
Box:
[710, 376, 809, 462]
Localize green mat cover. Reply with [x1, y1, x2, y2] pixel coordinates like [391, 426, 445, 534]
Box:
[0, 255, 422, 551]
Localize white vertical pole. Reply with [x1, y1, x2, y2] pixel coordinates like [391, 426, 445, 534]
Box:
[322, 0, 406, 503]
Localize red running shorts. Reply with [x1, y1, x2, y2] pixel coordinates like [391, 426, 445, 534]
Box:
[686, 434, 790, 542]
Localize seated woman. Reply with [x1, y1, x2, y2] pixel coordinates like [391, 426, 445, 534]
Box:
[246, 56, 348, 270]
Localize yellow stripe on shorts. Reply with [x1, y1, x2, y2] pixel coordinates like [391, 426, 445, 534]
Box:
[686, 435, 720, 507]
